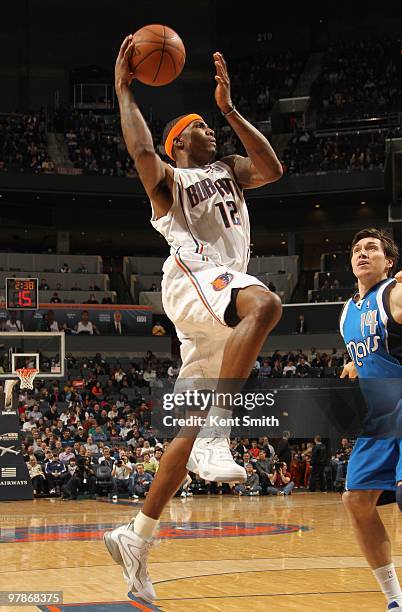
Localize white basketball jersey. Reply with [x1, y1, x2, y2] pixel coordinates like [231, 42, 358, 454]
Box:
[151, 161, 251, 273]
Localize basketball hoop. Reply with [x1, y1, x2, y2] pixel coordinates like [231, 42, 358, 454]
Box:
[15, 368, 39, 390]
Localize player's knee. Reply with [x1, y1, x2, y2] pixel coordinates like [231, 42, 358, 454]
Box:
[342, 490, 376, 518]
[252, 291, 282, 329]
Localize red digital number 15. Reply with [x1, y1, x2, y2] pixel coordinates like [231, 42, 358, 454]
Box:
[18, 290, 32, 307]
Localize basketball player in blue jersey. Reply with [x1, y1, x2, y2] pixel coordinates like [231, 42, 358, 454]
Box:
[340, 228, 402, 610]
[104, 35, 283, 602]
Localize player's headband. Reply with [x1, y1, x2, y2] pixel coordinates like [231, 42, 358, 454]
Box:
[164, 113, 204, 160]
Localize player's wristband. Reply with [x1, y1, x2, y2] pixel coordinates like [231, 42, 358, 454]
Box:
[221, 106, 236, 117]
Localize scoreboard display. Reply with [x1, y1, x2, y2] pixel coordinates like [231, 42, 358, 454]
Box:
[6, 278, 39, 310]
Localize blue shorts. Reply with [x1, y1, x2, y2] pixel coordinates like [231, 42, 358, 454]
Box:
[346, 437, 402, 492]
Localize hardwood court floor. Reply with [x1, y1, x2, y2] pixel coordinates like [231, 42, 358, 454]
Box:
[1, 492, 401, 611]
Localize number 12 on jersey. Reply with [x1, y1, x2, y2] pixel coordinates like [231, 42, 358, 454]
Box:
[215, 200, 241, 228]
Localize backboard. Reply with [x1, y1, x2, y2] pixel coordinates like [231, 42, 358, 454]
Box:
[0, 332, 65, 380]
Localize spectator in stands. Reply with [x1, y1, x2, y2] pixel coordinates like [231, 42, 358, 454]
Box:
[71, 282, 81, 291]
[295, 314, 307, 333]
[111, 455, 134, 500]
[84, 434, 99, 456]
[50, 292, 62, 304]
[143, 367, 157, 391]
[271, 359, 283, 377]
[107, 404, 119, 421]
[109, 311, 125, 335]
[93, 425, 107, 443]
[27, 404, 42, 422]
[267, 281, 276, 292]
[91, 381, 104, 399]
[108, 426, 122, 444]
[140, 439, 154, 455]
[283, 361, 296, 377]
[102, 293, 113, 304]
[148, 283, 158, 292]
[260, 437, 275, 459]
[43, 404, 58, 426]
[60, 263, 71, 273]
[98, 446, 116, 468]
[142, 452, 159, 475]
[74, 426, 87, 443]
[22, 416, 36, 432]
[167, 363, 179, 380]
[41, 310, 61, 332]
[296, 357, 311, 377]
[28, 456, 47, 497]
[152, 321, 166, 336]
[311, 353, 325, 374]
[63, 455, 96, 499]
[154, 448, 163, 464]
[249, 440, 260, 459]
[258, 359, 271, 379]
[277, 431, 292, 466]
[266, 461, 295, 495]
[329, 348, 341, 368]
[86, 293, 99, 304]
[72, 442, 81, 456]
[60, 456, 80, 500]
[5, 311, 24, 332]
[39, 279, 50, 290]
[77, 263, 88, 273]
[131, 463, 153, 499]
[45, 452, 66, 494]
[75, 310, 100, 335]
[309, 435, 328, 492]
[59, 445, 75, 465]
[131, 446, 144, 464]
[234, 463, 261, 496]
[22, 438, 34, 454]
[255, 450, 272, 493]
[238, 451, 253, 467]
[331, 437, 353, 490]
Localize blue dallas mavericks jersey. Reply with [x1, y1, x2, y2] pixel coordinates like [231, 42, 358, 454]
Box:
[340, 278, 402, 435]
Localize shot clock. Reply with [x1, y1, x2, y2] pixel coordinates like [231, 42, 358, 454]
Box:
[6, 278, 39, 310]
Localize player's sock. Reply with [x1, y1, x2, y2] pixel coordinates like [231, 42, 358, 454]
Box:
[373, 563, 402, 606]
[132, 511, 159, 541]
[202, 405, 231, 437]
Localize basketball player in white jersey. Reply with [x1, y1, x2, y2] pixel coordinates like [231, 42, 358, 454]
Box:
[104, 35, 283, 603]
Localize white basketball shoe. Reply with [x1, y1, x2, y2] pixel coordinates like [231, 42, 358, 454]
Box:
[186, 436, 246, 482]
[103, 520, 156, 603]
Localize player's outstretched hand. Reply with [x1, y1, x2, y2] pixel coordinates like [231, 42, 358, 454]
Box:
[213, 52, 234, 115]
[115, 35, 136, 89]
[340, 361, 358, 379]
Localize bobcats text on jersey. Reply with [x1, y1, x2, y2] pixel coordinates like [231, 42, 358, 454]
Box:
[186, 177, 237, 207]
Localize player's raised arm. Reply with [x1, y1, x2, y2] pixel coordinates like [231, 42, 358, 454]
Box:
[213, 51, 283, 189]
[115, 35, 173, 215]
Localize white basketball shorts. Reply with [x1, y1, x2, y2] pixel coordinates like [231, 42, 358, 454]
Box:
[161, 252, 268, 380]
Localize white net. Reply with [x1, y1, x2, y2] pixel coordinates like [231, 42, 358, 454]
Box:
[15, 368, 39, 390]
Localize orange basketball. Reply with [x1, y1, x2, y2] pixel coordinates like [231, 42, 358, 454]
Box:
[130, 24, 186, 87]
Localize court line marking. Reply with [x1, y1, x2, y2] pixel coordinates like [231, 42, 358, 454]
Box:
[3, 561, 402, 579]
[156, 589, 379, 602]
[150, 566, 400, 587]
[2, 555, 402, 574]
